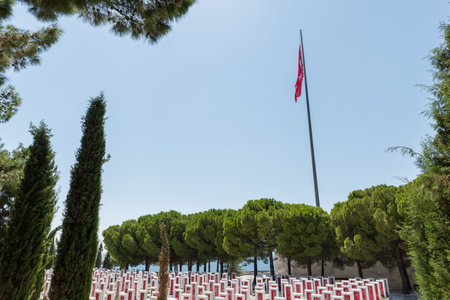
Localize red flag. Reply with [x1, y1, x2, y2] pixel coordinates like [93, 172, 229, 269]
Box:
[294, 43, 304, 102]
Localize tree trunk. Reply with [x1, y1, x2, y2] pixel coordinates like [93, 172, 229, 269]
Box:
[188, 259, 192, 272]
[220, 260, 224, 274]
[180, 261, 183, 273]
[126, 264, 129, 271]
[145, 258, 150, 272]
[356, 261, 363, 278]
[208, 260, 211, 273]
[395, 244, 411, 294]
[169, 251, 174, 272]
[321, 258, 325, 276]
[196, 260, 200, 273]
[216, 260, 220, 272]
[287, 257, 292, 276]
[253, 254, 258, 286]
[306, 256, 312, 276]
[269, 252, 275, 280]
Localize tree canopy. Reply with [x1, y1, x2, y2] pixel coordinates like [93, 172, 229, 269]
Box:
[330, 191, 379, 278]
[223, 198, 284, 280]
[277, 204, 335, 276]
[103, 224, 143, 268]
[0, 0, 196, 122]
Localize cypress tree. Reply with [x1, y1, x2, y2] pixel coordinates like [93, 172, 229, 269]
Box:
[30, 226, 61, 300]
[95, 243, 103, 268]
[0, 122, 58, 300]
[49, 94, 107, 300]
[102, 252, 112, 270]
[45, 237, 56, 269]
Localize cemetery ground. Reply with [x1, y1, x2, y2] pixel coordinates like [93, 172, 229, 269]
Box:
[388, 290, 417, 300]
[40, 269, 407, 300]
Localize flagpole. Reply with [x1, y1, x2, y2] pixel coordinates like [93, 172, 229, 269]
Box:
[300, 29, 320, 208]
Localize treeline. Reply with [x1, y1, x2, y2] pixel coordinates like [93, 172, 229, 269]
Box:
[102, 186, 411, 291]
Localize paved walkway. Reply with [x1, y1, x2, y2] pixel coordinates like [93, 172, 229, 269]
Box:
[389, 290, 418, 300]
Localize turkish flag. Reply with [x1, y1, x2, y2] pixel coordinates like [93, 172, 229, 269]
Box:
[294, 43, 304, 102]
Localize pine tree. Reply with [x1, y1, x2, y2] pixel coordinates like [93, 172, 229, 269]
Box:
[330, 193, 379, 278]
[158, 224, 170, 300]
[49, 94, 107, 300]
[1, 0, 195, 123]
[95, 243, 103, 268]
[17, 0, 196, 43]
[0, 24, 61, 123]
[0, 122, 58, 300]
[223, 199, 284, 281]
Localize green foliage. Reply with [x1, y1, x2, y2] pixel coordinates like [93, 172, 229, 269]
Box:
[370, 185, 402, 246]
[0, 140, 28, 249]
[30, 226, 61, 300]
[103, 224, 142, 268]
[419, 23, 450, 175]
[346, 185, 412, 292]
[13, 0, 197, 42]
[388, 24, 450, 299]
[399, 175, 450, 299]
[0, 0, 195, 122]
[168, 214, 198, 268]
[211, 210, 239, 264]
[330, 191, 379, 276]
[223, 198, 284, 279]
[95, 243, 103, 268]
[277, 204, 335, 276]
[102, 251, 112, 269]
[225, 257, 243, 275]
[185, 209, 224, 262]
[0, 24, 61, 122]
[49, 95, 107, 300]
[44, 227, 60, 270]
[78, 0, 197, 43]
[136, 210, 182, 266]
[388, 24, 450, 175]
[121, 219, 147, 266]
[0, 122, 58, 300]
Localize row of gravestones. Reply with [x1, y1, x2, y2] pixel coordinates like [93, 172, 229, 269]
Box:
[40, 269, 389, 300]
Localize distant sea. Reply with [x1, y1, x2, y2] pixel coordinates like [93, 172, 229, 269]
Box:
[128, 260, 270, 273]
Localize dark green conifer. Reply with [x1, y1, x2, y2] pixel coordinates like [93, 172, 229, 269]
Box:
[102, 252, 112, 269]
[389, 23, 450, 299]
[45, 238, 56, 269]
[30, 226, 61, 300]
[49, 94, 107, 300]
[95, 243, 103, 268]
[0, 122, 58, 300]
[0, 141, 28, 250]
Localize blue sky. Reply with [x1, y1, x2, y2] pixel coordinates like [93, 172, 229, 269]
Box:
[2, 0, 448, 235]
